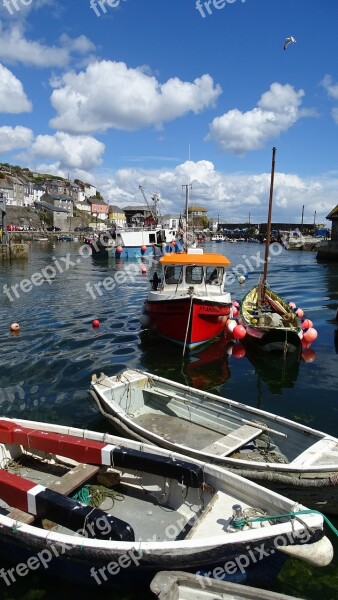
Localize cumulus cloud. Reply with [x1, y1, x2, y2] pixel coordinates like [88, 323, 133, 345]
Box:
[29, 132, 105, 171]
[95, 160, 333, 224]
[207, 83, 312, 155]
[0, 63, 32, 112]
[0, 126, 33, 152]
[0, 24, 95, 67]
[49, 60, 222, 133]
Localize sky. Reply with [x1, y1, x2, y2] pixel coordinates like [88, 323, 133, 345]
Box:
[1, 0, 338, 226]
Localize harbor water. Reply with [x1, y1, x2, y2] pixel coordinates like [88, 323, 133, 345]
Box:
[0, 239, 337, 599]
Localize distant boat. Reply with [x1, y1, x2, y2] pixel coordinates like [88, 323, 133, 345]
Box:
[211, 233, 224, 243]
[150, 571, 304, 600]
[0, 416, 332, 588]
[90, 368, 338, 515]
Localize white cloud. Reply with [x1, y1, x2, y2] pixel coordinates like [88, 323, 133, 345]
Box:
[0, 126, 33, 152]
[29, 132, 105, 171]
[0, 24, 95, 67]
[93, 160, 334, 224]
[321, 74, 338, 100]
[49, 60, 222, 133]
[0, 63, 31, 112]
[207, 83, 311, 155]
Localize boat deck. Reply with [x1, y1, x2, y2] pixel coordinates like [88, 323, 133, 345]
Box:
[133, 412, 220, 450]
[0, 454, 199, 541]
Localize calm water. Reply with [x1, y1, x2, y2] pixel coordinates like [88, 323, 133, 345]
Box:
[0, 239, 337, 599]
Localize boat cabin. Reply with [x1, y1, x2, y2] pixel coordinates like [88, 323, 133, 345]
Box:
[154, 249, 231, 293]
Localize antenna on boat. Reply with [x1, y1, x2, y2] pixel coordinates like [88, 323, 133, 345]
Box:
[262, 147, 276, 299]
[182, 184, 192, 252]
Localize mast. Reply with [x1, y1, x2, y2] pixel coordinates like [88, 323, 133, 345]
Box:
[262, 147, 276, 289]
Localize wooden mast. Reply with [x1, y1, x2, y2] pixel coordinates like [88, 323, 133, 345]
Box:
[261, 146, 276, 299]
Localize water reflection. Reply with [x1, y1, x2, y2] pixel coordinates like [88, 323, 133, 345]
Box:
[139, 332, 230, 390]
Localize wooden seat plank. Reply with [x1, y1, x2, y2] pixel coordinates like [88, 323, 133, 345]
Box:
[201, 424, 262, 457]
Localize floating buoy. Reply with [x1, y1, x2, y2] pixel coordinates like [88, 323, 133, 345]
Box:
[232, 324, 247, 339]
[92, 319, 100, 328]
[10, 322, 20, 332]
[303, 327, 318, 343]
[141, 266, 147, 274]
[226, 319, 237, 333]
[115, 246, 123, 255]
[302, 349, 317, 363]
[232, 343, 246, 359]
[238, 275, 246, 284]
[288, 301, 297, 309]
[296, 308, 304, 318]
[302, 319, 313, 330]
[232, 300, 240, 308]
[140, 245, 147, 255]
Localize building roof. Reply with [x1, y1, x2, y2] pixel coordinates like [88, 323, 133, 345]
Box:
[188, 205, 207, 213]
[108, 204, 125, 214]
[326, 205, 338, 220]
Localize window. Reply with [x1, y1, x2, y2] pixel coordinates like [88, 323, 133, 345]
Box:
[206, 267, 224, 285]
[186, 266, 203, 284]
[165, 266, 183, 285]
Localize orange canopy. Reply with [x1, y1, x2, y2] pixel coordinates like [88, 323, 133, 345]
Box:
[159, 253, 231, 266]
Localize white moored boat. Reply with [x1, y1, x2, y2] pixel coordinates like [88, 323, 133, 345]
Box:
[90, 368, 338, 515]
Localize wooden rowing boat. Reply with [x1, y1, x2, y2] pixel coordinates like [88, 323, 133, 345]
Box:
[0, 417, 332, 588]
[89, 368, 338, 515]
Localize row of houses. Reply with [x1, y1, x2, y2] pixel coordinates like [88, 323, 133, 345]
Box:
[0, 172, 98, 209]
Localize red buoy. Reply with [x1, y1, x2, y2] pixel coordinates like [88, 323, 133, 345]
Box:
[233, 324, 246, 339]
[92, 319, 100, 328]
[301, 319, 313, 329]
[303, 327, 318, 343]
[232, 343, 246, 358]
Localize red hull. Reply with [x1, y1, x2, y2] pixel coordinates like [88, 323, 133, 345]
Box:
[145, 298, 231, 348]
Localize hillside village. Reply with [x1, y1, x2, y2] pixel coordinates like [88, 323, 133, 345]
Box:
[0, 163, 213, 233]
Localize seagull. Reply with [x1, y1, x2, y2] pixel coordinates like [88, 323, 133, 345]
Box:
[284, 36, 296, 50]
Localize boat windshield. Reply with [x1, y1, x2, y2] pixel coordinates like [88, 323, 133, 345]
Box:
[164, 265, 183, 284]
[186, 266, 203, 284]
[205, 267, 224, 285]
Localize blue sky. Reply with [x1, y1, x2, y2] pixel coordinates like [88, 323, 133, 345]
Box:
[1, 0, 338, 226]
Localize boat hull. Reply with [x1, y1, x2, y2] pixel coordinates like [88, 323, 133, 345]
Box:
[145, 297, 231, 348]
[239, 287, 302, 353]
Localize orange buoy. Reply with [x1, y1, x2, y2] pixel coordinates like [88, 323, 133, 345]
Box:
[296, 308, 304, 318]
[301, 319, 313, 329]
[10, 323, 20, 332]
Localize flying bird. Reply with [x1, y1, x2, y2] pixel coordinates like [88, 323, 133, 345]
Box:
[284, 36, 296, 50]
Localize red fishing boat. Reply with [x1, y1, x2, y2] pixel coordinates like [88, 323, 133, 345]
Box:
[141, 248, 232, 351]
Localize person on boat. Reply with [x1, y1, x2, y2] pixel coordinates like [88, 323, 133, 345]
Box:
[151, 271, 160, 290]
[207, 268, 220, 285]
